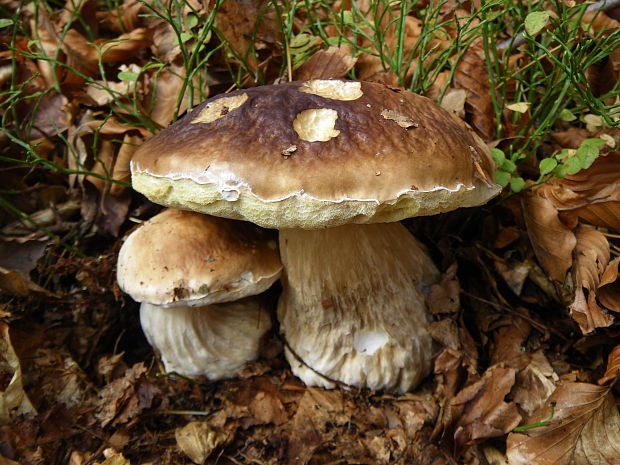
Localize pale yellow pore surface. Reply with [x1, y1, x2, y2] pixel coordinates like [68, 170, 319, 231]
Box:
[132, 170, 496, 229]
[278, 222, 440, 393]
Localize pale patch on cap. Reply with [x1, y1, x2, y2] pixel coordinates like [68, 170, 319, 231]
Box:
[293, 109, 340, 142]
[299, 79, 363, 101]
[192, 93, 249, 125]
[380, 109, 418, 129]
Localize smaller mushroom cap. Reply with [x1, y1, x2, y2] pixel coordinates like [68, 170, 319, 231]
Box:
[117, 209, 282, 307]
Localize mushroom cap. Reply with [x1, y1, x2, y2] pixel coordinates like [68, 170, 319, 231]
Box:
[131, 80, 501, 229]
[117, 209, 282, 307]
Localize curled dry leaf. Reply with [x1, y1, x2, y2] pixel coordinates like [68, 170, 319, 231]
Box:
[440, 88, 467, 119]
[0, 323, 37, 425]
[599, 344, 620, 385]
[507, 382, 620, 465]
[295, 45, 357, 81]
[449, 365, 522, 452]
[568, 226, 614, 334]
[453, 42, 495, 140]
[175, 421, 230, 464]
[540, 152, 620, 232]
[522, 189, 576, 283]
[597, 257, 620, 313]
[215, 0, 280, 72]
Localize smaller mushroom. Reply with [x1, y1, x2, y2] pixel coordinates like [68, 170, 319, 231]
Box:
[117, 209, 282, 379]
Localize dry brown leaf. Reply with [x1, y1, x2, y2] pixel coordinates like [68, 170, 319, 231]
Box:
[95, 362, 160, 428]
[512, 351, 558, 416]
[295, 45, 357, 81]
[507, 382, 620, 465]
[540, 152, 620, 232]
[599, 344, 620, 385]
[175, 422, 230, 464]
[453, 43, 495, 140]
[575, 202, 620, 233]
[356, 12, 422, 83]
[97, 28, 151, 63]
[149, 64, 192, 128]
[440, 88, 467, 119]
[287, 388, 350, 465]
[214, 0, 280, 73]
[450, 365, 522, 451]
[97, 451, 131, 465]
[568, 227, 614, 333]
[522, 189, 576, 283]
[597, 257, 620, 312]
[0, 323, 37, 425]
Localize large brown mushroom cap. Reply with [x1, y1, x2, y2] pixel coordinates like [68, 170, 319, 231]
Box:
[117, 209, 282, 307]
[131, 80, 501, 229]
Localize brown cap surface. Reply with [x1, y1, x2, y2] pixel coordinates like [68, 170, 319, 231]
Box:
[117, 209, 282, 306]
[131, 80, 501, 229]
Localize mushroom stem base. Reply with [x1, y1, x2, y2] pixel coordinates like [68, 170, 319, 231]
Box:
[278, 222, 439, 393]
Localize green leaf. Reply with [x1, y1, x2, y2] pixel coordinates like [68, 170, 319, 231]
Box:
[510, 176, 526, 193]
[490, 148, 506, 166]
[539, 158, 558, 175]
[172, 32, 193, 45]
[565, 156, 582, 175]
[559, 109, 576, 122]
[341, 11, 354, 24]
[576, 138, 605, 169]
[506, 102, 531, 113]
[553, 163, 567, 179]
[524, 11, 551, 36]
[494, 170, 510, 187]
[118, 71, 139, 81]
[501, 158, 517, 173]
[186, 13, 199, 30]
[0, 19, 13, 28]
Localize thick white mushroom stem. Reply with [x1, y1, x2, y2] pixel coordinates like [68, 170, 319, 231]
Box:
[278, 222, 439, 393]
[140, 297, 271, 380]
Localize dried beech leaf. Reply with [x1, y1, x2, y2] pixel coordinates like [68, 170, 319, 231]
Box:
[522, 190, 576, 283]
[440, 88, 467, 118]
[451, 365, 522, 450]
[568, 227, 614, 333]
[572, 227, 609, 290]
[599, 344, 620, 385]
[453, 43, 495, 140]
[215, 0, 279, 72]
[575, 202, 620, 233]
[0, 323, 37, 425]
[295, 45, 357, 81]
[150, 65, 191, 128]
[597, 257, 620, 312]
[287, 388, 350, 464]
[512, 351, 558, 416]
[540, 152, 620, 231]
[175, 421, 230, 464]
[507, 383, 620, 465]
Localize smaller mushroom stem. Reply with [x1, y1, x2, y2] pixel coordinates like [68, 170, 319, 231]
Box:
[278, 222, 439, 393]
[140, 298, 271, 380]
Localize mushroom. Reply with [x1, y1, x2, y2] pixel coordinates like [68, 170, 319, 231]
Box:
[129, 79, 501, 392]
[117, 208, 282, 379]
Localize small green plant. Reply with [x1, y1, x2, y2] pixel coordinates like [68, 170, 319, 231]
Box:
[492, 137, 607, 194]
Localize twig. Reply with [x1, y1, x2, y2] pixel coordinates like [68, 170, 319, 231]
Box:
[497, 0, 620, 51]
